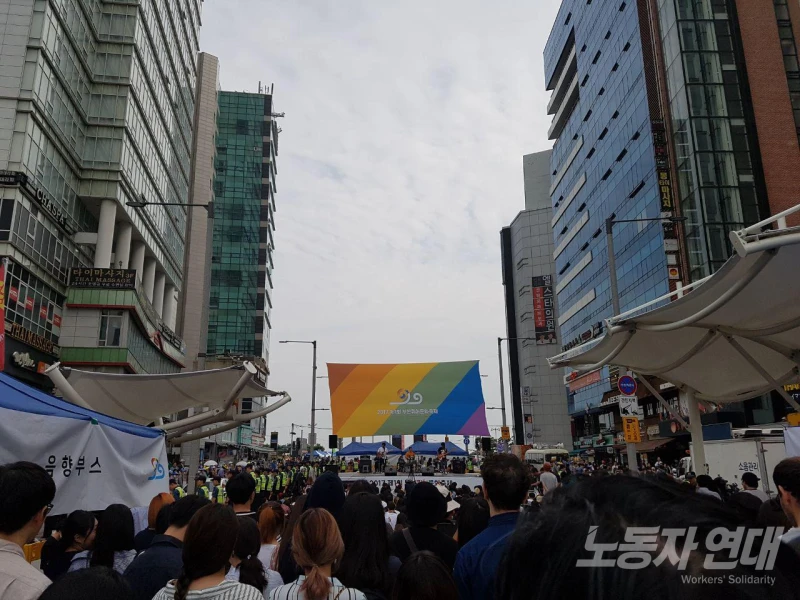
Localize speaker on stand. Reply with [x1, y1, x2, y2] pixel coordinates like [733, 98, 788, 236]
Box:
[328, 435, 338, 450]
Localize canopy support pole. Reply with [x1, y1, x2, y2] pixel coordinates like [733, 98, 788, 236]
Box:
[724, 336, 800, 412]
[170, 421, 241, 445]
[636, 375, 689, 429]
[684, 388, 706, 476]
[45, 364, 93, 410]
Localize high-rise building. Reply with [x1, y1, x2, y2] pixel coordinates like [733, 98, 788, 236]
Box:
[544, 0, 797, 436]
[501, 150, 571, 447]
[203, 89, 279, 448]
[0, 1, 203, 388]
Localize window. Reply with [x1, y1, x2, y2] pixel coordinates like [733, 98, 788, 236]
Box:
[598, 127, 608, 140]
[623, 42, 630, 51]
[99, 310, 123, 347]
[587, 148, 595, 158]
[605, 31, 611, 40]
[593, 51, 601, 64]
[598, 87, 605, 96]
[602, 169, 612, 180]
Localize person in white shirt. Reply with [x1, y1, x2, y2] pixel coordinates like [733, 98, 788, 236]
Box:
[226, 518, 282, 599]
[741, 472, 769, 502]
[257, 503, 284, 571]
[538, 463, 559, 495]
[375, 443, 387, 474]
[0, 461, 56, 600]
[695, 475, 722, 501]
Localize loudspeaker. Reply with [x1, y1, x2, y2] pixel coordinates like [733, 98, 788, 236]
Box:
[324, 464, 339, 475]
[421, 466, 435, 475]
[328, 435, 338, 449]
[384, 467, 397, 476]
[451, 459, 466, 475]
[481, 437, 491, 452]
[359, 459, 371, 474]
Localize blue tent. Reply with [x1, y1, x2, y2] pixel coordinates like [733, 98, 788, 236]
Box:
[337, 441, 402, 457]
[407, 441, 468, 456]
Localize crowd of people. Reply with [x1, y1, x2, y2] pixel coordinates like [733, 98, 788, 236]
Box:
[3, 454, 800, 599]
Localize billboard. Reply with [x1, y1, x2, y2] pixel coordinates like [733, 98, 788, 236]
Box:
[328, 361, 490, 437]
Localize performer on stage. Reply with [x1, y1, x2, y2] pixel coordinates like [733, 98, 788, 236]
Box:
[375, 441, 387, 473]
[437, 442, 448, 474]
[405, 447, 416, 475]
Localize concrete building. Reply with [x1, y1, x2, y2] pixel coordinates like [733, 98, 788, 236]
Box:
[0, 0, 203, 387]
[500, 149, 571, 447]
[543, 0, 800, 453]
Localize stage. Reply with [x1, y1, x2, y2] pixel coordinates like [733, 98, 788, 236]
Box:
[338, 472, 483, 489]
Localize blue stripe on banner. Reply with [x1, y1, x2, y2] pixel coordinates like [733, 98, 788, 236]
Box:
[418, 361, 484, 433]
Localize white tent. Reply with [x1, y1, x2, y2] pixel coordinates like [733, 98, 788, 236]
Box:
[549, 207, 800, 471]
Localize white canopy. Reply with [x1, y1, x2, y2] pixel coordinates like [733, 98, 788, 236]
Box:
[550, 219, 800, 409]
[47, 362, 282, 425]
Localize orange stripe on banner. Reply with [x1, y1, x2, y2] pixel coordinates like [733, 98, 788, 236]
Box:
[338, 363, 437, 436]
[329, 364, 396, 431]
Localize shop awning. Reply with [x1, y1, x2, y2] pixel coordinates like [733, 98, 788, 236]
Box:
[549, 217, 800, 407]
[634, 438, 672, 453]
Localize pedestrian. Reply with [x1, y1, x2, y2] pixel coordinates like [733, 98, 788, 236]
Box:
[211, 477, 225, 505]
[695, 474, 722, 501]
[257, 502, 284, 570]
[195, 476, 210, 499]
[0, 462, 56, 600]
[227, 474, 258, 520]
[135, 492, 175, 553]
[69, 504, 135, 574]
[170, 479, 186, 501]
[388, 482, 458, 568]
[226, 517, 283, 598]
[453, 497, 489, 548]
[151, 504, 262, 600]
[741, 472, 770, 502]
[538, 462, 559, 495]
[390, 551, 458, 600]
[39, 566, 135, 600]
[337, 493, 400, 599]
[774, 457, 800, 555]
[453, 454, 529, 600]
[41, 510, 96, 582]
[270, 508, 365, 600]
[124, 495, 210, 600]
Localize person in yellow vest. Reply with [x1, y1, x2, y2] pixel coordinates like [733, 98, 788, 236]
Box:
[211, 476, 225, 504]
[169, 478, 186, 501]
[195, 475, 209, 499]
[280, 466, 289, 492]
[266, 468, 276, 501]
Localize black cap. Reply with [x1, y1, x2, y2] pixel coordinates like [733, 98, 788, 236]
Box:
[741, 472, 760, 487]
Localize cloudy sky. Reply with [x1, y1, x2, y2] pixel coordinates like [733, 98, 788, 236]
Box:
[200, 1, 560, 446]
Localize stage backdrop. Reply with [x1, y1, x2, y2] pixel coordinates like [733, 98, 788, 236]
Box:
[328, 360, 490, 437]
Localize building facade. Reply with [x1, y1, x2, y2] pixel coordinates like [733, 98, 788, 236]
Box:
[544, 0, 797, 447]
[500, 149, 571, 448]
[0, 0, 203, 386]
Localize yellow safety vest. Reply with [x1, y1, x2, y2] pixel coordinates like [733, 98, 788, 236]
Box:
[281, 471, 288, 487]
[174, 486, 186, 498]
[260, 474, 267, 491]
[198, 485, 209, 498]
[251, 472, 261, 493]
[266, 474, 274, 491]
[216, 486, 225, 504]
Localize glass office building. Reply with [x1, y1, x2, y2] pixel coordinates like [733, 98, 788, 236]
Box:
[0, 0, 201, 385]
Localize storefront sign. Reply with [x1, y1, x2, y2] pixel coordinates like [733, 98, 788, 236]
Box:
[69, 268, 137, 290]
[623, 417, 642, 443]
[562, 322, 604, 353]
[532, 275, 557, 345]
[24, 297, 33, 311]
[0, 171, 75, 234]
[53, 314, 62, 327]
[0, 170, 24, 186]
[39, 306, 48, 320]
[8, 287, 17, 303]
[7, 323, 60, 357]
[568, 369, 601, 393]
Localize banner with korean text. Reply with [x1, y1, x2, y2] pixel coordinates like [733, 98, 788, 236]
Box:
[328, 360, 490, 437]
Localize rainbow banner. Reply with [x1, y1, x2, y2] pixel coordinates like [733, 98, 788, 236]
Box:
[328, 361, 490, 437]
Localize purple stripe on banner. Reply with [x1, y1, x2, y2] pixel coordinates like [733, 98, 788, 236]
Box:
[459, 405, 490, 436]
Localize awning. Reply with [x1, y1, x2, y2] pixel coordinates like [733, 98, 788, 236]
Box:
[549, 219, 800, 406]
[634, 438, 672, 453]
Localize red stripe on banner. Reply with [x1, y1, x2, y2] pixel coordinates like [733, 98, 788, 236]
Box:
[0, 260, 6, 372]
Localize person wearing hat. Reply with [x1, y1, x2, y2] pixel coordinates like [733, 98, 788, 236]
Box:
[435, 484, 460, 538]
[741, 472, 769, 502]
[389, 482, 459, 568]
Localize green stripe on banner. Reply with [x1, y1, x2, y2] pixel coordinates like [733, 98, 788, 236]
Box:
[375, 361, 475, 435]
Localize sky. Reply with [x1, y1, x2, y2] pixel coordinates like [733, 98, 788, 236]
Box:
[200, 1, 561, 447]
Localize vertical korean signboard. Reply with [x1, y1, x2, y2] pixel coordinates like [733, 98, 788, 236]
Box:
[532, 275, 556, 345]
[652, 120, 682, 282]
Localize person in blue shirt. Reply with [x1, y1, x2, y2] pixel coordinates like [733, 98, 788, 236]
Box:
[453, 454, 530, 600]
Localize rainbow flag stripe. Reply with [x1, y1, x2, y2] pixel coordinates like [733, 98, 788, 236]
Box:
[328, 361, 490, 437]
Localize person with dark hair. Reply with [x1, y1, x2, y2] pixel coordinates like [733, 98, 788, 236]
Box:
[337, 493, 400, 599]
[453, 454, 529, 600]
[0, 462, 56, 599]
[39, 566, 134, 600]
[155, 503, 174, 535]
[170, 479, 187, 501]
[152, 504, 261, 600]
[742, 471, 770, 502]
[390, 551, 458, 600]
[454, 497, 490, 548]
[389, 482, 458, 568]
[124, 495, 210, 600]
[211, 476, 225, 505]
[393, 512, 409, 533]
[225, 517, 283, 598]
[696, 474, 722, 501]
[497, 474, 800, 600]
[41, 510, 96, 581]
[774, 457, 800, 555]
[195, 476, 210, 499]
[227, 474, 258, 520]
[758, 496, 792, 528]
[271, 508, 365, 600]
[135, 492, 175, 553]
[70, 504, 135, 573]
[347, 480, 374, 496]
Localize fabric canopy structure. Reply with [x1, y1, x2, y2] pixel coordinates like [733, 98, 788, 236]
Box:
[549, 207, 800, 472]
[407, 441, 468, 456]
[337, 442, 403, 457]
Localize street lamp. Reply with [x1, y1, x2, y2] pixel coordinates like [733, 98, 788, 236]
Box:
[497, 337, 537, 431]
[127, 199, 214, 217]
[279, 340, 318, 449]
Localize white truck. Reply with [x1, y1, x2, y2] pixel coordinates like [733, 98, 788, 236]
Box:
[524, 447, 571, 470]
[680, 433, 787, 495]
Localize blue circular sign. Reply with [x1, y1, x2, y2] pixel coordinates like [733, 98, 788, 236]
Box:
[618, 375, 637, 396]
[463, 436, 470, 446]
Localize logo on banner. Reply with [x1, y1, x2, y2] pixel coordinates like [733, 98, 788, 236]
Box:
[391, 389, 423, 406]
[147, 458, 166, 481]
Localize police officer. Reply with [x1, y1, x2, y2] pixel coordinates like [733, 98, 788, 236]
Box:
[265, 468, 275, 501]
[195, 476, 210, 499]
[169, 478, 186, 501]
[212, 476, 225, 504]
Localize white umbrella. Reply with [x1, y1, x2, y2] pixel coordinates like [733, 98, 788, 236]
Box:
[203, 460, 218, 467]
[236, 460, 248, 467]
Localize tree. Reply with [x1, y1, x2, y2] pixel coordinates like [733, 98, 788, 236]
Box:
[313, 444, 325, 451]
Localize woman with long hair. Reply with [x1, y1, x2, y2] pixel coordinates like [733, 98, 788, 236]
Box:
[336, 493, 399, 599]
[152, 504, 263, 600]
[257, 502, 285, 569]
[391, 551, 458, 600]
[453, 497, 489, 548]
[69, 504, 136, 574]
[135, 492, 175, 552]
[226, 516, 283, 598]
[41, 510, 96, 581]
[270, 508, 365, 600]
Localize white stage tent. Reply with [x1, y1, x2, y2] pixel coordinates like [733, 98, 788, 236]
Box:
[549, 208, 800, 471]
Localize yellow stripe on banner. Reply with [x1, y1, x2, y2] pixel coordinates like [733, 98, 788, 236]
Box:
[330, 364, 396, 431]
[337, 363, 437, 436]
